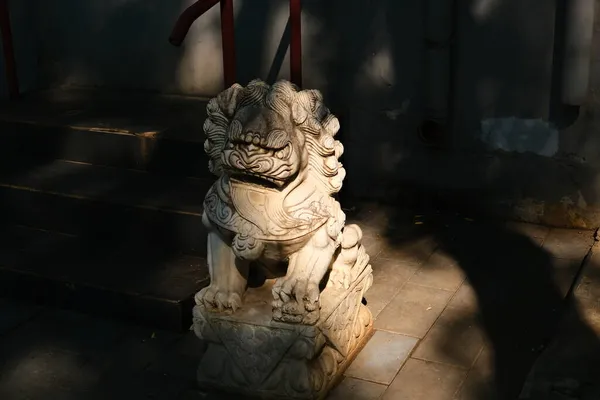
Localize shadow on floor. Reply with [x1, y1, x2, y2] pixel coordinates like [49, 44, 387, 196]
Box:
[520, 258, 600, 400]
[374, 201, 600, 400]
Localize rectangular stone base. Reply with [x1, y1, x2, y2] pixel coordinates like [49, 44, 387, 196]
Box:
[192, 268, 373, 400]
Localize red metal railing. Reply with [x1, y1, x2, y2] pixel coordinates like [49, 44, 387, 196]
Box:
[220, 0, 235, 88]
[170, 0, 302, 88]
[289, 0, 302, 87]
[0, 0, 19, 99]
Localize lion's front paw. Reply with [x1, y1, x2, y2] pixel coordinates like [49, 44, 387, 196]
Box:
[271, 277, 320, 324]
[195, 285, 243, 313]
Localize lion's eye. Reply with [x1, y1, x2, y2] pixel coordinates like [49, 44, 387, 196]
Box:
[275, 143, 291, 159]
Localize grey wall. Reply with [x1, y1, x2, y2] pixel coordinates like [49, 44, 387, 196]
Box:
[30, 0, 425, 105]
[5, 0, 600, 227]
[334, 0, 600, 229]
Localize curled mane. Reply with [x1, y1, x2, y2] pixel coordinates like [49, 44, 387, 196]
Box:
[203, 79, 346, 195]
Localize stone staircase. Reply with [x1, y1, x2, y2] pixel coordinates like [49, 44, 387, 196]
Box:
[0, 88, 216, 331]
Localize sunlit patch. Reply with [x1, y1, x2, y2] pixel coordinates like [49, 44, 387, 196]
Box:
[360, 45, 396, 88]
[471, 0, 501, 22]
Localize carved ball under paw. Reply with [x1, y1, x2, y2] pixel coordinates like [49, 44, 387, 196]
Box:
[272, 278, 321, 324]
[272, 299, 320, 324]
[196, 285, 243, 313]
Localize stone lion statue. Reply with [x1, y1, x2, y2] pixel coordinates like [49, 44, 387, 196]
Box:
[197, 79, 369, 325]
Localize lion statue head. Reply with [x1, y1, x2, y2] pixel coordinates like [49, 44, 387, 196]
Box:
[203, 79, 346, 196]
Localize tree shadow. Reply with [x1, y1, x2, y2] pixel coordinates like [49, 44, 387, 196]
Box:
[363, 199, 598, 399]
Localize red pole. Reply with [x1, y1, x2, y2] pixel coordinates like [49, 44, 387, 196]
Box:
[0, 0, 18, 99]
[289, 0, 302, 87]
[169, 0, 220, 46]
[220, 0, 236, 88]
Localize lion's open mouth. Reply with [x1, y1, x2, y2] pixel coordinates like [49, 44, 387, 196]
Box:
[228, 170, 286, 189]
[222, 139, 297, 189]
[227, 140, 293, 160]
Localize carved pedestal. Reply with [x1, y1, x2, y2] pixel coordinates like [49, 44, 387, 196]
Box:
[192, 267, 373, 400]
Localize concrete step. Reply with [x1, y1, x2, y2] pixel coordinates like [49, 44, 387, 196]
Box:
[0, 88, 218, 330]
[0, 159, 211, 255]
[0, 224, 209, 331]
[0, 88, 210, 178]
[0, 159, 212, 331]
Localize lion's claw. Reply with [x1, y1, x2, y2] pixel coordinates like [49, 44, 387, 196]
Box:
[271, 277, 321, 324]
[196, 285, 243, 313]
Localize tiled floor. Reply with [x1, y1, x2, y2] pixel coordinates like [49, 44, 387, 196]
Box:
[329, 206, 596, 400]
[0, 206, 596, 400]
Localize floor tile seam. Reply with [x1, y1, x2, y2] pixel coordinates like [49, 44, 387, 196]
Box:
[372, 265, 459, 336]
[376, 330, 470, 399]
[372, 260, 422, 318]
[375, 256, 424, 268]
[371, 327, 423, 340]
[370, 239, 438, 293]
[450, 346, 486, 399]
[405, 280, 463, 293]
[408, 355, 471, 371]
[341, 374, 393, 388]
[401, 245, 457, 288]
[371, 283, 406, 320]
[400, 248, 437, 284]
[409, 337, 486, 371]
[412, 276, 468, 352]
[549, 253, 596, 262]
[542, 238, 596, 250]
[565, 239, 599, 302]
[371, 327, 422, 395]
[371, 261, 428, 283]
